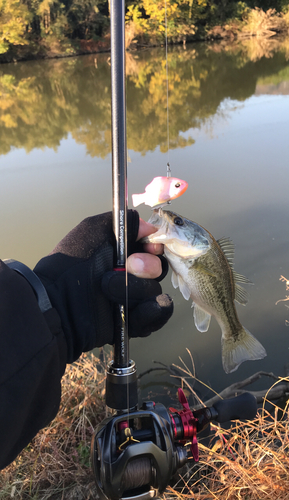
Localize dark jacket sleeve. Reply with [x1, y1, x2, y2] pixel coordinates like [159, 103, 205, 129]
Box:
[0, 260, 67, 470]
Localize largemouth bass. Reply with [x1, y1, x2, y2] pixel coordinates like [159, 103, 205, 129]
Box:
[144, 209, 267, 374]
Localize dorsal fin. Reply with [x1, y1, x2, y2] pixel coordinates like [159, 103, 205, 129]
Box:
[217, 237, 235, 268]
[235, 284, 249, 305]
[233, 271, 253, 285]
[217, 237, 253, 305]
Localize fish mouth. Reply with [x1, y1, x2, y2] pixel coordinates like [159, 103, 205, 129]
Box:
[145, 208, 190, 246]
[144, 209, 170, 243]
[147, 207, 164, 224]
[148, 209, 185, 231]
[145, 209, 210, 259]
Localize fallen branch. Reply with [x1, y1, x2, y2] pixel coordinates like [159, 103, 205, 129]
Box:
[201, 371, 289, 407]
[138, 362, 289, 407]
[138, 362, 181, 380]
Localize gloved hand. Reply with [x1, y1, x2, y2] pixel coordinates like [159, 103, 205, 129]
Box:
[34, 211, 173, 363]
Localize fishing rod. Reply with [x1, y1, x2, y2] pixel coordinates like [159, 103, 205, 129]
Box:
[104, 0, 137, 412]
[90, 2, 258, 498]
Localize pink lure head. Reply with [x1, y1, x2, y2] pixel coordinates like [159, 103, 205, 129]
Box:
[165, 177, 188, 203]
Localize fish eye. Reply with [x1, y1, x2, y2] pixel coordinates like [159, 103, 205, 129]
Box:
[174, 216, 184, 226]
[175, 182, 181, 188]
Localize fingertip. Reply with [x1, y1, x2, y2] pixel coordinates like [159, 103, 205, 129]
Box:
[127, 256, 145, 276]
[143, 242, 164, 255]
[127, 253, 162, 279]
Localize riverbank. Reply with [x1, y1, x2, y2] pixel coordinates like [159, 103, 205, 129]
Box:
[1, 7, 289, 64]
[1, 350, 289, 500]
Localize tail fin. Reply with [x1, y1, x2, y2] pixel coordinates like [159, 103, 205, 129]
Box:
[132, 193, 145, 207]
[222, 327, 267, 374]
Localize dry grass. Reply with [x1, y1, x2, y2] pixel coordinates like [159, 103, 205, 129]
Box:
[1, 350, 289, 499]
[166, 402, 289, 500]
[207, 8, 289, 43]
[241, 8, 289, 38]
[125, 21, 140, 50]
[276, 275, 289, 319]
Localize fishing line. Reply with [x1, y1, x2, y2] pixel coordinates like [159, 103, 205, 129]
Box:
[165, 0, 170, 178]
[125, 203, 130, 412]
[123, 13, 131, 416]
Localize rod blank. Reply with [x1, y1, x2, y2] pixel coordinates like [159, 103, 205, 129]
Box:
[110, 0, 128, 368]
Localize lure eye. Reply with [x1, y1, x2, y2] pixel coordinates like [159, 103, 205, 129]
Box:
[175, 182, 181, 188]
[174, 216, 184, 226]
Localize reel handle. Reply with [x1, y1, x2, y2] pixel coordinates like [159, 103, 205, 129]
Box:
[193, 391, 257, 432]
[212, 392, 257, 423]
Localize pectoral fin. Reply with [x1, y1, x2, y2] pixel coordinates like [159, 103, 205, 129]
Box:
[193, 304, 211, 332]
[171, 271, 179, 289]
[171, 271, 191, 300]
[193, 261, 217, 278]
[178, 275, 191, 300]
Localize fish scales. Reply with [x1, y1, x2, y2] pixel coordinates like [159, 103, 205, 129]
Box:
[144, 209, 267, 374]
[188, 240, 241, 337]
[167, 236, 240, 336]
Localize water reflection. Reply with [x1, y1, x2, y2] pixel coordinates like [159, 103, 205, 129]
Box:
[1, 37, 289, 402]
[0, 37, 289, 158]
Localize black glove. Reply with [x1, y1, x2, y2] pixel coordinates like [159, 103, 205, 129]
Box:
[34, 211, 173, 363]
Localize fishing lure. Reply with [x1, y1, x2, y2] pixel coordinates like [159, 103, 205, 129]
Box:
[132, 176, 188, 208]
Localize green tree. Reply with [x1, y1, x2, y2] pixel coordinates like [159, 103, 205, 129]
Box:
[0, 0, 32, 54]
[36, 0, 69, 38]
[65, 0, 109, 39]
[125, 0, 201, 45]
[246, 0, 289, 12]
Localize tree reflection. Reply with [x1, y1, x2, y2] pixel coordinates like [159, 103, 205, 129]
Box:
[0, 37, 289, 158]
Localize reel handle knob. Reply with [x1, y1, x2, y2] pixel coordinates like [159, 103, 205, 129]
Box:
[212, 392, 257, 423]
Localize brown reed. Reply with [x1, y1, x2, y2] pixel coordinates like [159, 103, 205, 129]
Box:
[241, 8, 289, 38]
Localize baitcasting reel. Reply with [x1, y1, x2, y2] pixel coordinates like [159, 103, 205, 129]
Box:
[91, 388, 257, 500]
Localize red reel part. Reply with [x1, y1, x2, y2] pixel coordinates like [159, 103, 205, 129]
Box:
[169, 388, 199, 462]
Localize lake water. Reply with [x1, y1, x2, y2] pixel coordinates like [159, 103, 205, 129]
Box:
[1, 37, 289, 405]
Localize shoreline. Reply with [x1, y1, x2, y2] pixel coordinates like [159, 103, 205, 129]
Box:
[1, 20, 288, 65]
